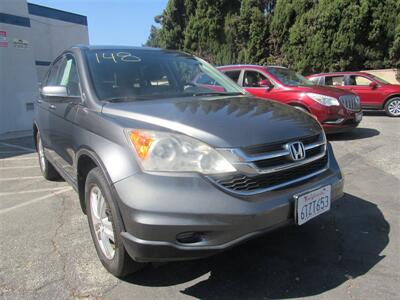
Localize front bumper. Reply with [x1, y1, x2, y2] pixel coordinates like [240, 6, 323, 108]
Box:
[321, 110, 362, 133]
[308, 102, 362, 133]
[114, 145, 344, 262]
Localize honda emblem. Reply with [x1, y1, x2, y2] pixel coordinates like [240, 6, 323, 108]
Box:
[286, 141, 306, 161]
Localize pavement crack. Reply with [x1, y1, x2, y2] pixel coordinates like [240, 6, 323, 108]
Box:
[49, 191, 78, 298]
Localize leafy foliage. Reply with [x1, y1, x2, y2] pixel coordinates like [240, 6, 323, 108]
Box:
[146, 0, 399, 74]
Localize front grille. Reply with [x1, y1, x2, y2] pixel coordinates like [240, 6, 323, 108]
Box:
[245, 134, 320, 155]
[211, 155, 328, 193]
[211, 132, 328, 194]
[340, 95, 361, 111]
[254, 145, 325, 169]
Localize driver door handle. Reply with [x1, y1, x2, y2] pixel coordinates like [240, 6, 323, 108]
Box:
[49, 104, 56, 110]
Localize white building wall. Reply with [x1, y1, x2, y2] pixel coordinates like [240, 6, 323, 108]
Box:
[0, 0, 89, 134]
[0, 0, 38, 134]
[30, 14, 89, 83]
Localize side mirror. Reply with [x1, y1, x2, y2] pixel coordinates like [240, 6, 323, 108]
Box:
[258, 79, 273, 89]
[41, 86, 68, 97]
[369, 81, 378, 89]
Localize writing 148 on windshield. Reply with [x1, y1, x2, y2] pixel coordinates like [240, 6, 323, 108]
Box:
[95, 52, 141, 63]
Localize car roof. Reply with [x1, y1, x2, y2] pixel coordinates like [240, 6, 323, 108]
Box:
[218, 64, 288, 70]
[309, 71, 372, 77]
[69, 44, 191, 56]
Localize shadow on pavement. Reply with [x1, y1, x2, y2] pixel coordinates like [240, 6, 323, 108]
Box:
[362, 110, 387, 117]
[328, 127, 380, 141]
[0, 136, 36, 159]
[125, 193, 389, 299]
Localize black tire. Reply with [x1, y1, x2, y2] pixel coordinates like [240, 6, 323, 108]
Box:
[384, 97, 400, 117]
[85, 167, 144, 277]
[36, 132, 60, 181]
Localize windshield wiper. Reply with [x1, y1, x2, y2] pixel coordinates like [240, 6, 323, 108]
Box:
[103, 97, 140, 103]
[104, 95, 163, 103]
[190, 92, 244, 97]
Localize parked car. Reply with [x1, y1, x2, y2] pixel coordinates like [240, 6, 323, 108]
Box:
[307, 72, 400, 117]
[218, 65, 363, 133]
[34, 46, 344, 277]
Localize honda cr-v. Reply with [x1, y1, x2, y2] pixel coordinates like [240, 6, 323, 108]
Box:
[34, 46, 344, 277]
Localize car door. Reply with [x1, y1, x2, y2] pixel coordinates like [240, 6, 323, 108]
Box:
[344, 75, 385, 108]
[37, 57, 63, 153]
[241, 69, 282, 101]
[44, 53, 82, 180]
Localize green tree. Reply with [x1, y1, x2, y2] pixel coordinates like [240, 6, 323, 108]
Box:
[145, 25, 161, 47]
[147, 0, 398, 73]
[279, 0, 400, 73]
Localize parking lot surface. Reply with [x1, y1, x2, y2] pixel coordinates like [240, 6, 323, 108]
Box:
[0, 113, 399, 300]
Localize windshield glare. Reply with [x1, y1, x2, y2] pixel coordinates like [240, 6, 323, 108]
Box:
[85, 49, 245, 101]
[266, 67, 314, 87]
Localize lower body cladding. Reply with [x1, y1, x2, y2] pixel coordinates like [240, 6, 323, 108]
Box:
[114, 146, 344, 263]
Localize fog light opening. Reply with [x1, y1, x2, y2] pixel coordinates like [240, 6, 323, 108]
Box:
[176, 232, 204, 244]
[324, 118, 345, 124]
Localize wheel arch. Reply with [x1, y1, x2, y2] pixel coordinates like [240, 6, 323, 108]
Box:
[287, 101, 310, 112]
[76, 148, 113, 214]
[383, 94, 400, 109]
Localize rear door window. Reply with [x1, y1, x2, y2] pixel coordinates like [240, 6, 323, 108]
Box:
[346, 75, 373, 86]
[325, 75, 345, 86]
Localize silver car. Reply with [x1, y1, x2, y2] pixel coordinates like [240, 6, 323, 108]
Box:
[33, 45, 344, 277]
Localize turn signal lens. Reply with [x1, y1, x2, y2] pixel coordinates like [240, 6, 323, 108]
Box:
[129, 130, 153, 159]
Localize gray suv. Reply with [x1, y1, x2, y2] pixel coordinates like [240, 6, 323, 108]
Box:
[34, 45, 344, 277]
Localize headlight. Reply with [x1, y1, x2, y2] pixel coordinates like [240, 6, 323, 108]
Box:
[307, 93, 340, 106]
[126, 130, 236, 174]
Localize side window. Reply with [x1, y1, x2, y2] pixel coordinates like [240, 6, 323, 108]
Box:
[224, 70, 241, 83]
[347, 75, 372, 86]
[57, 55, 81, 96]
[46, 58, 63, 86]
[325, 75, 345, 86]
[243, 70, 267, 87]
[309, 77, 321, 84]
[196, 73, 218, 85]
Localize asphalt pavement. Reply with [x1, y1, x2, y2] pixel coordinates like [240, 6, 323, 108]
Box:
[0, 112, 399, 300]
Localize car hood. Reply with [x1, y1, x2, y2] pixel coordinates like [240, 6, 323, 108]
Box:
[290, 85, 354, 97]
[102, 96, 322, 148]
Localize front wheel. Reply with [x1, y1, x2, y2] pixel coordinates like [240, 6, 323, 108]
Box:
[384, 97, 400, 117]
[85, 167, 144, 277]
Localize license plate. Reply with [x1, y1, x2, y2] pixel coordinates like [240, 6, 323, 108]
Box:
[295, 185, 331, 225]
[355, 112, 363, 122]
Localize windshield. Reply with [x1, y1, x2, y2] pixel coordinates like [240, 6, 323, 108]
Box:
[266, 67, 314, 87]
[85, 49, 245, 101]
[368, 74, 391, 85]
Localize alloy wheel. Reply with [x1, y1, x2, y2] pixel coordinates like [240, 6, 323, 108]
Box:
[89, 185, 116, 259]
[388, 99, 400, 116]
